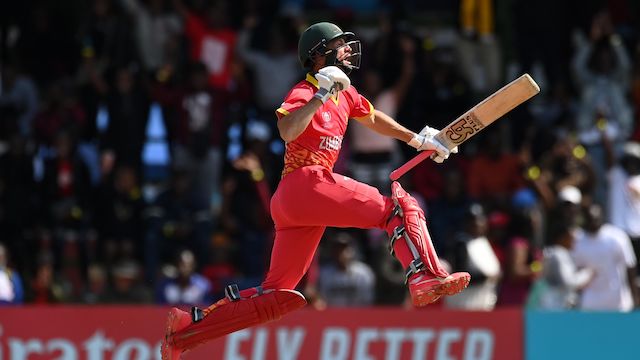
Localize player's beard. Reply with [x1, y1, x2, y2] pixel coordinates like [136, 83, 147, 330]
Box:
[326, 41, 361, 74]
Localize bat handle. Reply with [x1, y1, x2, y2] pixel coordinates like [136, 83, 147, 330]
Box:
[389, 150, 435, 181]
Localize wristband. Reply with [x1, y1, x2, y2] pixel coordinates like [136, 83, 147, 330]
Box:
[314, 88, 331, 103]
[251, 168, 265, 182]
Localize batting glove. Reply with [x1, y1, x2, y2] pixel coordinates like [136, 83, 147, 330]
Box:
[406, 126, 453, 163]
[418, 125, 458, 163]
[314, 66, 351, 103]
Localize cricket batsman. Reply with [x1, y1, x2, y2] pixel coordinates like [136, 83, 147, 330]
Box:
[161, 22, 470, 359]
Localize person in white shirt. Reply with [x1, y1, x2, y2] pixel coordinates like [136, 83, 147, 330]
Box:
[607, 142, 640, 260]
[572, 204, 639, 311]
[0, 243, 24, 304]
[446, 203, 501, 310]
[539, 222, 594, 310]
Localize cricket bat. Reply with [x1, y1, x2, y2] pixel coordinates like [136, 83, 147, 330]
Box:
[389, 73, 540, 181]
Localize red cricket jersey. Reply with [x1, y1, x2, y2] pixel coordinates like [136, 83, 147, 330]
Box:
[275, 73, 373, 177]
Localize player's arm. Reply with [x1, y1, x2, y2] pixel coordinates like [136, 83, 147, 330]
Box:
[354, 109, 414, 143]
[353, 109, 451, 162]
[278, 66, 350, 142]
[277, 99, 323, 142]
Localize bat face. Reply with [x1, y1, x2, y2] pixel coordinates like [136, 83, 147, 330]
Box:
[440, 112, 484, 146]
[435, 74, 540, 150]
[389, 74, 539, 181]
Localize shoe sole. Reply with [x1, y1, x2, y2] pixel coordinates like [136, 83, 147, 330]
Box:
[161, 309, 184, 360]
[411, 273, 471, 307]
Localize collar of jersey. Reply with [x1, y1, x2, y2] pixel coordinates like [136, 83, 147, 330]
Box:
[306, 73, 339, 105]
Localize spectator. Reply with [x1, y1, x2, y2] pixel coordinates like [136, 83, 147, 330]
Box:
[102, 65, 151, 175]
[421, 166, 473, 254]
[29, 251, 70, 304]
[157, 249, 213, 306]
[572, 11, 633, 207]
[172, 0, 237, 91]
[606, 141, 640, 261]
[94, 165, 145, 265]
[446, 203, 501, 310]
[220, 121, 276, 280]
[118, 0, 182, 74]
[537, 222, 594, 310]
[144, 166, 212, 278]
[201, 233, 238, 300]
[572, 203, 639, 311]
[0, 243, 24, 305]
[318, 231, 376, 307]
[544, 185, 585, 244]
[495, 196, 543, 307]
[456, 0, 502, 96]
[82, 263, 110, 304]
[39, 130, 93, 237]
[78, 0, 137, 72]
[101, 260, 152, 303]
[172, 61, 227, 210]
[236, 15, 300, 116]
[0, 63, 39, 137]
[3, 0, 639, 309]
[532, 133, 596, 209]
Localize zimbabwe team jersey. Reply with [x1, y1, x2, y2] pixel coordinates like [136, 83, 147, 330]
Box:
[275, 73, 373, 177]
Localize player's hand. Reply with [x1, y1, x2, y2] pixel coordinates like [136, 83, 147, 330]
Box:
[314, 66, 350, 103]
[417, 125, 458, 163]
[408, 134, 451, 163]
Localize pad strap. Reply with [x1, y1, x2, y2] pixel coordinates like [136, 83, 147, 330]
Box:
[388, 225, 404, 256]
[386, 203, 403, 225]
[225, 284, 241, 301]
[405, 259, 425, 284]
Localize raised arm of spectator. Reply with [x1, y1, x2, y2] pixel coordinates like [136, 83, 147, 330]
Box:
[235, 16, 260, 67]
[571, 32, 594, 87]
[609, 34, 632, 88]
[389, 34, 416, 105]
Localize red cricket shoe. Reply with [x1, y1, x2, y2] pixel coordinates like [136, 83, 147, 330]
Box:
[161, 308, 191, 360]
[408, 272, 471, 307]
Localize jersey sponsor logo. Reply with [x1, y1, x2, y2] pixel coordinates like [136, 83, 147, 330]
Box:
[319, 135, 343, 151]
[445, 113, 484, 144]
[321, 111, 333, 129]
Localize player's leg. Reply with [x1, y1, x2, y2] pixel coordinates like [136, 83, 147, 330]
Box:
[278, 167, 469, 305]
[276, 167, 469, 306]
[386, 181, 470, 305]
[161, 225, 324, 359]
[271, 166, 392, 228]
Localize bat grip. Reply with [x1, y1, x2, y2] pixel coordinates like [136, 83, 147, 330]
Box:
[389, 150, 435, 181]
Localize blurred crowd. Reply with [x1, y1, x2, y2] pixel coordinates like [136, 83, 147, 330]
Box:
[1, 0, 640, 312]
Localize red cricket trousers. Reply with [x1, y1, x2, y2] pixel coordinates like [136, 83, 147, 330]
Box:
[263, 165, 393, 290]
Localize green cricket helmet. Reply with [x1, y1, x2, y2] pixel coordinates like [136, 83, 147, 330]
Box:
[297, 22, 362, 73]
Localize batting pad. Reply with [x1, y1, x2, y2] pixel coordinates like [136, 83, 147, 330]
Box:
[172, 289, 307, 350]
